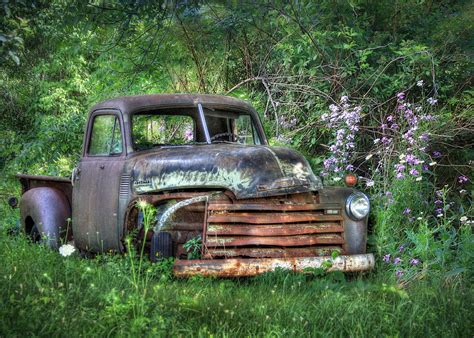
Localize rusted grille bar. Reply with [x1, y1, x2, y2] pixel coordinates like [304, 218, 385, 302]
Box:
[203, 195, 345, 259]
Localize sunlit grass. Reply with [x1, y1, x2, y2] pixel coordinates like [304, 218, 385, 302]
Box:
[0, 233, 472, 337]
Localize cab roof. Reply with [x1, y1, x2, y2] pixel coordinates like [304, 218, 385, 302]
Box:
[90, 94, 255, 115]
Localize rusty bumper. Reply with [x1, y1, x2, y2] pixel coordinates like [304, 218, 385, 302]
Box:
[173, 253, 375, 277]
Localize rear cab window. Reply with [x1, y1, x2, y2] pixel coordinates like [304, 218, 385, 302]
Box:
[132, 114, 195, 151]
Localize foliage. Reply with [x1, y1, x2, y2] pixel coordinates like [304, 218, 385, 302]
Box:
[0, 0, 473, 335]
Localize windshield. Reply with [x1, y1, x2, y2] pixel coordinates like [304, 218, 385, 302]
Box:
[132, 107, 262, 150]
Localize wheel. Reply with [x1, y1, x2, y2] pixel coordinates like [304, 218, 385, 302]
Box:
[150, 232, 173, 262]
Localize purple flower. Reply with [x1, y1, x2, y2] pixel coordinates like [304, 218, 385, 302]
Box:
[393, 257, 402, 265]
[397, 92, 405, 100]
[398, 245, 405, 252]
[432, 151, 442, 158]
[383, 254, 391, 263]
[396, 173, 405, 179]
[184, 129, 193, 141]
[410, 258, 420, 265]
[419, 133, 429, 142]
[395, 164, 405, 172]
[434, 199, 443, 206]
[387, 115, 394, 122]
[395, 270, 404, 278]
[403, 208, 411, 215]
[458, 175, 469, 184]
[409, 168, 419, 176]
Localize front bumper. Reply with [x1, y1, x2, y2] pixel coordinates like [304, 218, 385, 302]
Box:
[173, 253, 375, 277]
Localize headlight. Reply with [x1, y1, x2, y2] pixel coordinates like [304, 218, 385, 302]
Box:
[346, 192, 370, 220]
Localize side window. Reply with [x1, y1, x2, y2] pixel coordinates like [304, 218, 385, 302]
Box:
[88, 115, 123, 156]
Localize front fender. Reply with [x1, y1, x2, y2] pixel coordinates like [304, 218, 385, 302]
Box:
[20, 187, 71, 249]
[319, 187, 369, 254]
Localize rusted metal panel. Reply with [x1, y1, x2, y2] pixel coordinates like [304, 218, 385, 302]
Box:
[207, 212, 343, 224]
[204, 246, 343, 259]
[205, 234, 344, 247]
[207, 223, 343, 236]
[173, 254, 375, 277]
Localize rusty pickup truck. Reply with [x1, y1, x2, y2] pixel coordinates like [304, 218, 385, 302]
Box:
[12, 94, 374, 276]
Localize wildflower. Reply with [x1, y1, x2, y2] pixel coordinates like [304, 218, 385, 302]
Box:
[340, 96, 349, 104]
[366, 180, 375, 188]
[417, 217, 422, 220]
[365, 154, 373, 160]
[410, 258, 420, 265]
[416, 80, 424, 87]
[415, 177, 422, 181]
[460, 216, 468, 223]
[59, 244, 76, 257]
[333, 177, 342, 182]
[427, 97, 438, 105]
[459, 189, 467, 195]
[383, 254, 391, 263]
[397, 92, 405, 100]
[429, 161, 437, 166]
[403, 208, 411, 215]
[346, 164, 354, 171]
[395, 270, 404, 278]
[398, 245, 405, 252]
[458, 175, 469, 184]
[409, 168, 419, 176]
[432, 151, 442, 158]
[184, 129, 193, 141]
[393, 257, 402, 265]
[373, 138, 380, 144]
[396, 172, 405, 179]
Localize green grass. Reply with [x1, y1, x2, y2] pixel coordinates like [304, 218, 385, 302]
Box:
[0, 234, 472, 337]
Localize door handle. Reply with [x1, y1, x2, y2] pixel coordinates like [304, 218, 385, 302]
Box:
[71, 167, 81, 186]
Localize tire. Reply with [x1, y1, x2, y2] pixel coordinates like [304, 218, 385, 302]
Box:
[150, 232, 173, 262]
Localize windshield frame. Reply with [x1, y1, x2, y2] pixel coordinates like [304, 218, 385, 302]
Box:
[128, 104, 267, 152]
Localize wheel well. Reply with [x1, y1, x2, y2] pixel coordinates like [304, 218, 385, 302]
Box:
[24, 216, 35, 234]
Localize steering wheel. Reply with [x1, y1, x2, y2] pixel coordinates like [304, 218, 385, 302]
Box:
[210, 132, 240, 142]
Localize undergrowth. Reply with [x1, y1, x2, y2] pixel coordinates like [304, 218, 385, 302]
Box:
[0, 230, 472, 337]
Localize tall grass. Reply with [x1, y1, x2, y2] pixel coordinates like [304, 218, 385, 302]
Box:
[0, 232, 472, 337]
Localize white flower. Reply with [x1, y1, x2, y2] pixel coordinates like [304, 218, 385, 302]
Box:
[399, 154, 406, 159]
[373, 138, 380, 144]
[416, 177, 422, 181]
[460, 216, 468, 223]
[429, 162, 437, 166]
[333, 177, 342, 182]
[59, 244, 76, 257]
[427, 97, 438, 105]
[366, 180, 375, 187]
[417, 80, 424, 87]
[459, 189, 467, 195]
[365, 154, 373, 160]
[417, 217, 423, 220]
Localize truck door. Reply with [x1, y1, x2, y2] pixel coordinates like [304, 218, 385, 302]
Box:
[72, 110, 126, 252]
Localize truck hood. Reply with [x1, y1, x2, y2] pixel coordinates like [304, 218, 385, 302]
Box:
[128, 144, 322, 199]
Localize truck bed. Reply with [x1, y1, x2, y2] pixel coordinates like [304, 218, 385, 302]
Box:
[16, 174, 72, 206]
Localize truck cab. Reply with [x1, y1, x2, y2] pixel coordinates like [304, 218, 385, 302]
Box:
[16, 94, 374, 276]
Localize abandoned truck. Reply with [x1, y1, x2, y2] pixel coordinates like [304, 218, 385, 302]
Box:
[12, 94, 374, 276]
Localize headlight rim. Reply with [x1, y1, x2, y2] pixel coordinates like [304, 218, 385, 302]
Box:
[345, 192, 370, 221]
